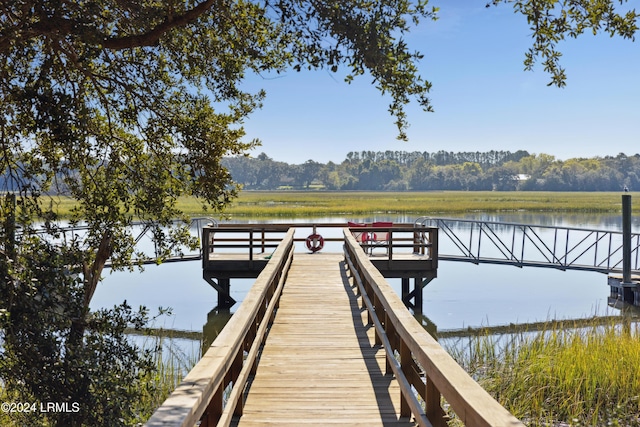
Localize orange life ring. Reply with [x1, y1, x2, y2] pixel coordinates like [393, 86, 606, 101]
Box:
[305, 233, 324, 253]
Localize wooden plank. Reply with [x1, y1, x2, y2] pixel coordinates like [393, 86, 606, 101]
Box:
[233, 253, 417, 427]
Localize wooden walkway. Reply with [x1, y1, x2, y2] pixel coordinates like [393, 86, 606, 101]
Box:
[146, 228, 523, 427]
[233, 253, 416, 426]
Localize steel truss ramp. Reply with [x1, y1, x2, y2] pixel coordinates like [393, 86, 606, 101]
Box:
[415, 217, 640, 275]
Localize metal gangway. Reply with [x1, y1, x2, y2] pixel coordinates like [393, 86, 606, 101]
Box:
[13, 217, 217, 266]
[414, 216, 640, 275]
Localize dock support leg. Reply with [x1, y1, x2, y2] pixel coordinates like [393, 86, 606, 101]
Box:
[401, 278, 410, 307]
[623, 286, 635, 305]
[414, 277, 423, 314]
[401, 277, 427, 314]
[401, 278, 419, 312]
[217, 278, 235, 308]
[204, 274, 237, 308]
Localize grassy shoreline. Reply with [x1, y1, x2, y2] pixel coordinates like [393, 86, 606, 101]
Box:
[46, 191, 639, 219]
[445, 318, 640, 426]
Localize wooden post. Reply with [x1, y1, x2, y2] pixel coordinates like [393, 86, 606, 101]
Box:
[365, 280, 374, 326]
[373, 293, 382, 346]
[384, 312, 393, 375]
[431, 227, 438, 269]
[204, 275, 236, 308]
[414, 277, 423, 314]
[401, 278, 410, 307]
[249, 231, 254, 264]
[201, 386, 223, 427]
[252, 303, 263, 374]
[425, 376, 447, 427]
[399, 341, 411, 418]
[232, 349, 244, 417]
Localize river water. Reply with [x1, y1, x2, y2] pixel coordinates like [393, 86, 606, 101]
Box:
[90, 212, 640, 346]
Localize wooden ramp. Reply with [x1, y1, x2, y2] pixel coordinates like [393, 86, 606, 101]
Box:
[232, 253, 417, 427]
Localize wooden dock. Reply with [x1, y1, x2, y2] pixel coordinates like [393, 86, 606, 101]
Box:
[146, 227, 523, 427]
[201, 223, 438, 310]
[232, 253, 415, 426]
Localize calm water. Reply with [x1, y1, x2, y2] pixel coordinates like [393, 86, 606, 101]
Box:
[91, 213, 640, 338]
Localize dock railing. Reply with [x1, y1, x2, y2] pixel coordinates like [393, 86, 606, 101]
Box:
[415, 216, 640, 274]
[343, 228, 524, 427]
[202, 222, 435, 261]
[145, 229, 295, 427]
[202, 224, 289, 261]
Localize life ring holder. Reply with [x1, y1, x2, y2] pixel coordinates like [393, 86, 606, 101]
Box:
[305, 232, 324, 253]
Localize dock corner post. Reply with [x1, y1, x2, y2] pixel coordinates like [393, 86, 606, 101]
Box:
[202, 227, 209, 269]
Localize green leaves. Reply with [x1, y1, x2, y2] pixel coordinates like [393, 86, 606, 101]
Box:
[1, 235, 158, 426]
[2, 0, 437, 229]
[492, 0, 639, 87]
[0, 2, 442, 424]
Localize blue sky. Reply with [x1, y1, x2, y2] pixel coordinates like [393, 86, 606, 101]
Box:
[239, 1, 640, 164]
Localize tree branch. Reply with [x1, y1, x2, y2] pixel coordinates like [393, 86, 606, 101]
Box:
[102, 0, 219, 49]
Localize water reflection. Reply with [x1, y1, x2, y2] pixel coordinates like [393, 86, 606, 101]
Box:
[93, 213, 634, 348]
[456, 212, 640, 231]
[202, 307, 232, 351]
[415, 313, 438, 339]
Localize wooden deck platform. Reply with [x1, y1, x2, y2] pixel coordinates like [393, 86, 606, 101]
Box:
[204, 251, 436, 279]
[231, 253, 417, 427]
[201, 224, 438, 281]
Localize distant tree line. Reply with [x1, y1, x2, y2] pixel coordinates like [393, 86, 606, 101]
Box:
[222, 150, 640, 191]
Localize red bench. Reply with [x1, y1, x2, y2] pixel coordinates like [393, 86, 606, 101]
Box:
[370, 222, 392, 255]
[348, 221, 392, 255]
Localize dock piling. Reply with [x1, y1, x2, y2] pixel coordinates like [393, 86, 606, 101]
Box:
[622, 194, 632, 285]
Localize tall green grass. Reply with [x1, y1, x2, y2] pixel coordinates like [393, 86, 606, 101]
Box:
[443, 318, 640, 426]
[131, 335, 200, 425]
[211, 191, 639, 218]
[42, 191, 640, 219]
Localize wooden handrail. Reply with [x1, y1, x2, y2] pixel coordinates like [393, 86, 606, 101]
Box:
[343, 228, 524, 427]
[146, 229, 295, 427]
[202, 224, 436, 260]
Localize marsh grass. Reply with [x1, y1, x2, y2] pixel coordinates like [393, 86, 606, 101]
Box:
[131, 334, 200, 425]
[44, 191, 638, 219]
[194, 191, 638, 218]
[443, 318, 640, 426]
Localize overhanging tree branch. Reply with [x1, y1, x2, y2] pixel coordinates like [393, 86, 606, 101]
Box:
[102, 0, 219, 49]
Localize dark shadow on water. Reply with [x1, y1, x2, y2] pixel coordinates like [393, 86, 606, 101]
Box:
[202, 306, 233, 351]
